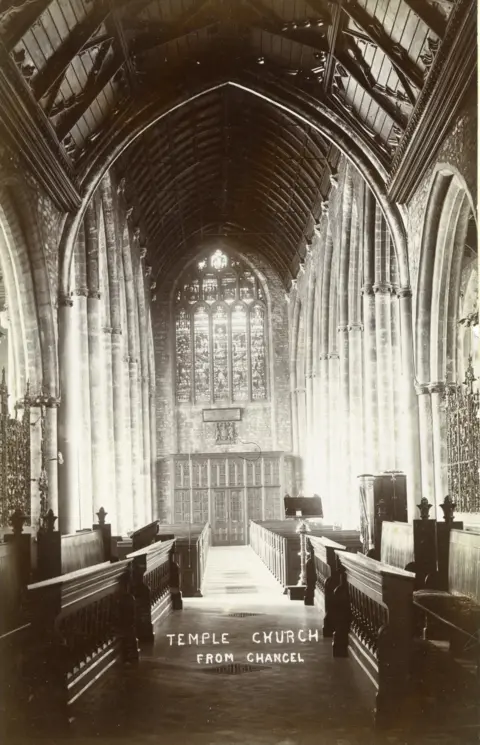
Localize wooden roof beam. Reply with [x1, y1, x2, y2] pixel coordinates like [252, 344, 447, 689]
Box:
[340, 2, 424, 91]
[241, 0, 329, 53]
[56, 50, 124, 140]
[32, 2, 111, 100]
[401, 0, 447, 39]
[1, 0, 52, 51]
[333, 51, 408, 129]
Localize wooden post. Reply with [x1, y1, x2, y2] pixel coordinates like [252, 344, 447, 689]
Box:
[36, 509, 61, 580]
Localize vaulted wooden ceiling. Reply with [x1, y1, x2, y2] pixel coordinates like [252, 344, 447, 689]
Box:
[0, 0, 459, 281]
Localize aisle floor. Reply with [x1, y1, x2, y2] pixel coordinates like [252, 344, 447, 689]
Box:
[11, 546, 479, 745]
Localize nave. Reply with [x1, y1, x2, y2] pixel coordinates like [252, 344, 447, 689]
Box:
[7, 545, 477, 745]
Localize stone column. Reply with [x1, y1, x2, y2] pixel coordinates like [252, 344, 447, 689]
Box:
[391, 292, 403, 470]
[44, 403, 59, 517]
[429, 382, 448, 509]
[75, 287, 93, 527]
[327, 353, 340, 522]
[57, 297, 80, 534]
[362, 188, 378, 473]
[147, 315, 157, 514]
[136, 266, 152, 525]
[415, 383, 436, 513]
[101, 180, 128, 534]
[374, 282, 395, 470]
[398, 288, 422, 521]
[348, 321, 364, 514]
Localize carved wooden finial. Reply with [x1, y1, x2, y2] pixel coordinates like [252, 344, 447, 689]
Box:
[43, 508, 57, 533]
[97, 507, 107, 525]
[10, 508, 26, 535]
[440, 495, 456, 524]
[417, 497, 432, 520]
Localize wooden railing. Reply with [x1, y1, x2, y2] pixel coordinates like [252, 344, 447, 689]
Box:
[131, 520, 160, 551]
[25, 560, 138, 724]
[127, 538, 181, 642]
[249, 519, 287, 585]
[306, 535, 347, 636]
[333, 550, 415, 728]
[155, 523, 211, 596]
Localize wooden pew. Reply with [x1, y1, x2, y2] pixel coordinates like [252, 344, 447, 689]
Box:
[413, 529, 480, 672]
[380, 520, 438, 588]
[24, 560, 138, 726]
[305, 535, 347, 636]
[333, 550, 415, 728]
[249, 520, 362, 588]
[155, 522, 211, 597]
[131, 520, 160, 551]
[127, 538, 182, 642]
[36, 508, 112, 580]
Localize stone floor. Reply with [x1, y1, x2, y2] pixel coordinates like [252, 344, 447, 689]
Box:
[7, 547, 480, 744]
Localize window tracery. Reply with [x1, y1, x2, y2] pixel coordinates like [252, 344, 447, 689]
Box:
[174, 249, 267, 404]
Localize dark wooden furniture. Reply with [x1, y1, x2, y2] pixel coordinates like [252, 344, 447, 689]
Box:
[413, 529, 480, 672]
[333, 550, 415, 728]
[155, 522, 211, 596]
[25, 560, 138, 726]
[358, 472, 407, 556]
[306, 535, 347, 636]
[284, 496, 323, 517]
[37, 510, 112, 580]
[127, 538, 181, 643]
[249, 520, 362, 588]
[131, 520, 160, 551]
[380, 520, 438, 587]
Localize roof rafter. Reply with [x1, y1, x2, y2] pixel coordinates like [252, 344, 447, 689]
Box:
[32, 1, 111, 100]
[1, 0, 51, 51]
[56, 49, 124, 140]
[401, 0, 446, 39]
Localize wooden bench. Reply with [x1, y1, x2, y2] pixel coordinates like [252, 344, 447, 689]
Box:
[155, 523, 211, 596]
[131, 520, 160, 551]
[305, 535, 347, 636]
[333, 550, 415, 728]
[380, 520, 439, 588]
[24, 559, 137, 726]
[127, 538, 182, 643]
[249, 520, 362, 588]
[413, 529, 480, 672]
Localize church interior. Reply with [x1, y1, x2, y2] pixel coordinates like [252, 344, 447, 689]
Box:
[0, 0, 478, 743]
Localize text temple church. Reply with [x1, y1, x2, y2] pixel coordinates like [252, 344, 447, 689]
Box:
[0, 1, 478, 743]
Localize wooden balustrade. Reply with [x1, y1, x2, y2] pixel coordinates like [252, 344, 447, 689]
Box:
[306, 536, 347, 636]
[127, 538, 182, 643]
[155, 523, 211, 597]
[25, 560, 138, 726]
[333, 550, 415, 728]
[249, 520, 287, 586]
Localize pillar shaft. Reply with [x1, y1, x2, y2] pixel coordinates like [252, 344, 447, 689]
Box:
[399, 290, 422, 521]
[101, 180, 128, 534]
[44, 404, 58, 517]
[76, 291, 93, 527]
[362, 288, 379, 471]
[416, 386, 436, 514]
[136, 268, 152, 524]
[57, 299, 79, 533]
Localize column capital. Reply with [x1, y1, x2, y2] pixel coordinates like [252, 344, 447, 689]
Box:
[428, 381, 446, 394]
[88, 290, 101, 299]
[396, 286, 413, 299]
[318, 353, 329, 361]
[337, 324, 349, 333]
[328, 353, 339, 360]
[58, 294, 73, 307]
[111, 327, 122, 335]
[348, 322, 363, 332]
[415, 382, 430, 395]
[74, 287, 89, 297]
[103, 326, 113, 334]
[361, 283, 374, 296]
[373, 281, 393, 294]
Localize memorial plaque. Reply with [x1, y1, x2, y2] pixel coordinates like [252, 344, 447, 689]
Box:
[202, 408, 242, 422]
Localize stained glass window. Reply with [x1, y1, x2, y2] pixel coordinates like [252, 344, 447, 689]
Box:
[231, 304, 248, 400]
[174, 249, 267, 403]
[194, 306, 210, 401]
[250, 304, 266, 400]
[175, 309, 191, 402]
[213, 306, 229, 400]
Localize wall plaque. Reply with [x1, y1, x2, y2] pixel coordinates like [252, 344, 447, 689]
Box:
[202, 408, 242, 422]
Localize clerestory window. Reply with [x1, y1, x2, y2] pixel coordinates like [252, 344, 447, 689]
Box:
[175, 249, 267, 404]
